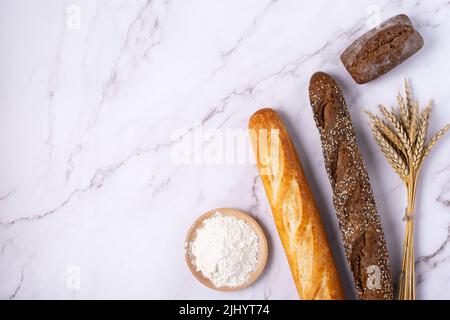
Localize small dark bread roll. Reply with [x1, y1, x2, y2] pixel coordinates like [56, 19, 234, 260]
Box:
[308, 71, 394, 300]
[341, 14, 424, 84]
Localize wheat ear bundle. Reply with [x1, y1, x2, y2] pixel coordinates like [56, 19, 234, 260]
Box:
[366, 79, 450, 300]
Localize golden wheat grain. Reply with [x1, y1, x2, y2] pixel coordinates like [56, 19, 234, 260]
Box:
[379, 104, 412, 160]
[370, 124, 409, 182]
[413, 102, 432, 170]
[405, 79, 414, 119]
[398, 92, 409, 130]
[366, 111, 407, 157]
[409, 100, 419, 146]
[422, 124, 450, 160]
[367, 78, 450, 301]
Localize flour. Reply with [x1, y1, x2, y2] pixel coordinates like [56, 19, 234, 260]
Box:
[189, 211, 259, 288]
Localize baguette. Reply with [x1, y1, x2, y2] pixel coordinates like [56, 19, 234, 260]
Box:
[249, 108, 344, 300]
[308, 72, 393, 300]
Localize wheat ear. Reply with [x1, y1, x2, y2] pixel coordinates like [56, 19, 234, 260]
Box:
[370, 124, 409, 182]
[405, 78, 414, 120]
[409, 100, 419, 146]
[422, 124, 450, 160]
[378, 104, 412, 160]
[398, 92, 409, 129]
[413, 101, 432, 170]
[366, 111, 407, 157]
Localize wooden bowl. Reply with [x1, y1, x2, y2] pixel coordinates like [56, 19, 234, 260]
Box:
[185, 208, 268, 291]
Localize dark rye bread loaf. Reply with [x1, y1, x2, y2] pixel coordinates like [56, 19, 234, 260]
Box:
[308, 72, 393, 300]
[341, 14, 423, 84]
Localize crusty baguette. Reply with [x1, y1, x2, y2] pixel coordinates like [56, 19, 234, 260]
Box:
[249, 108, 344, 300]
[308, 72, 393, 300]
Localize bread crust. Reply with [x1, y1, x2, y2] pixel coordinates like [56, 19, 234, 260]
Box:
[341, 14, 423, 84]
[309, 72, 394, 300]
[249, 108, 344, 300]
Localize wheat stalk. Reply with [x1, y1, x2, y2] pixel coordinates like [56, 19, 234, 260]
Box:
[366, 78, 450, 300]
[422, 124, 450, 160]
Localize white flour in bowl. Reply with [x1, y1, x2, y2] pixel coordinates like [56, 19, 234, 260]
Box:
[188, 211, 259, 288]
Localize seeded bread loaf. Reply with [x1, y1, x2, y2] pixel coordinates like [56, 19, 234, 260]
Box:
[341, 14, 423, 84]
[308, 72, 393, 300]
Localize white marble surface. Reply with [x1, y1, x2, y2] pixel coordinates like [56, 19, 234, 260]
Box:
[1, 0, 450, 300]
